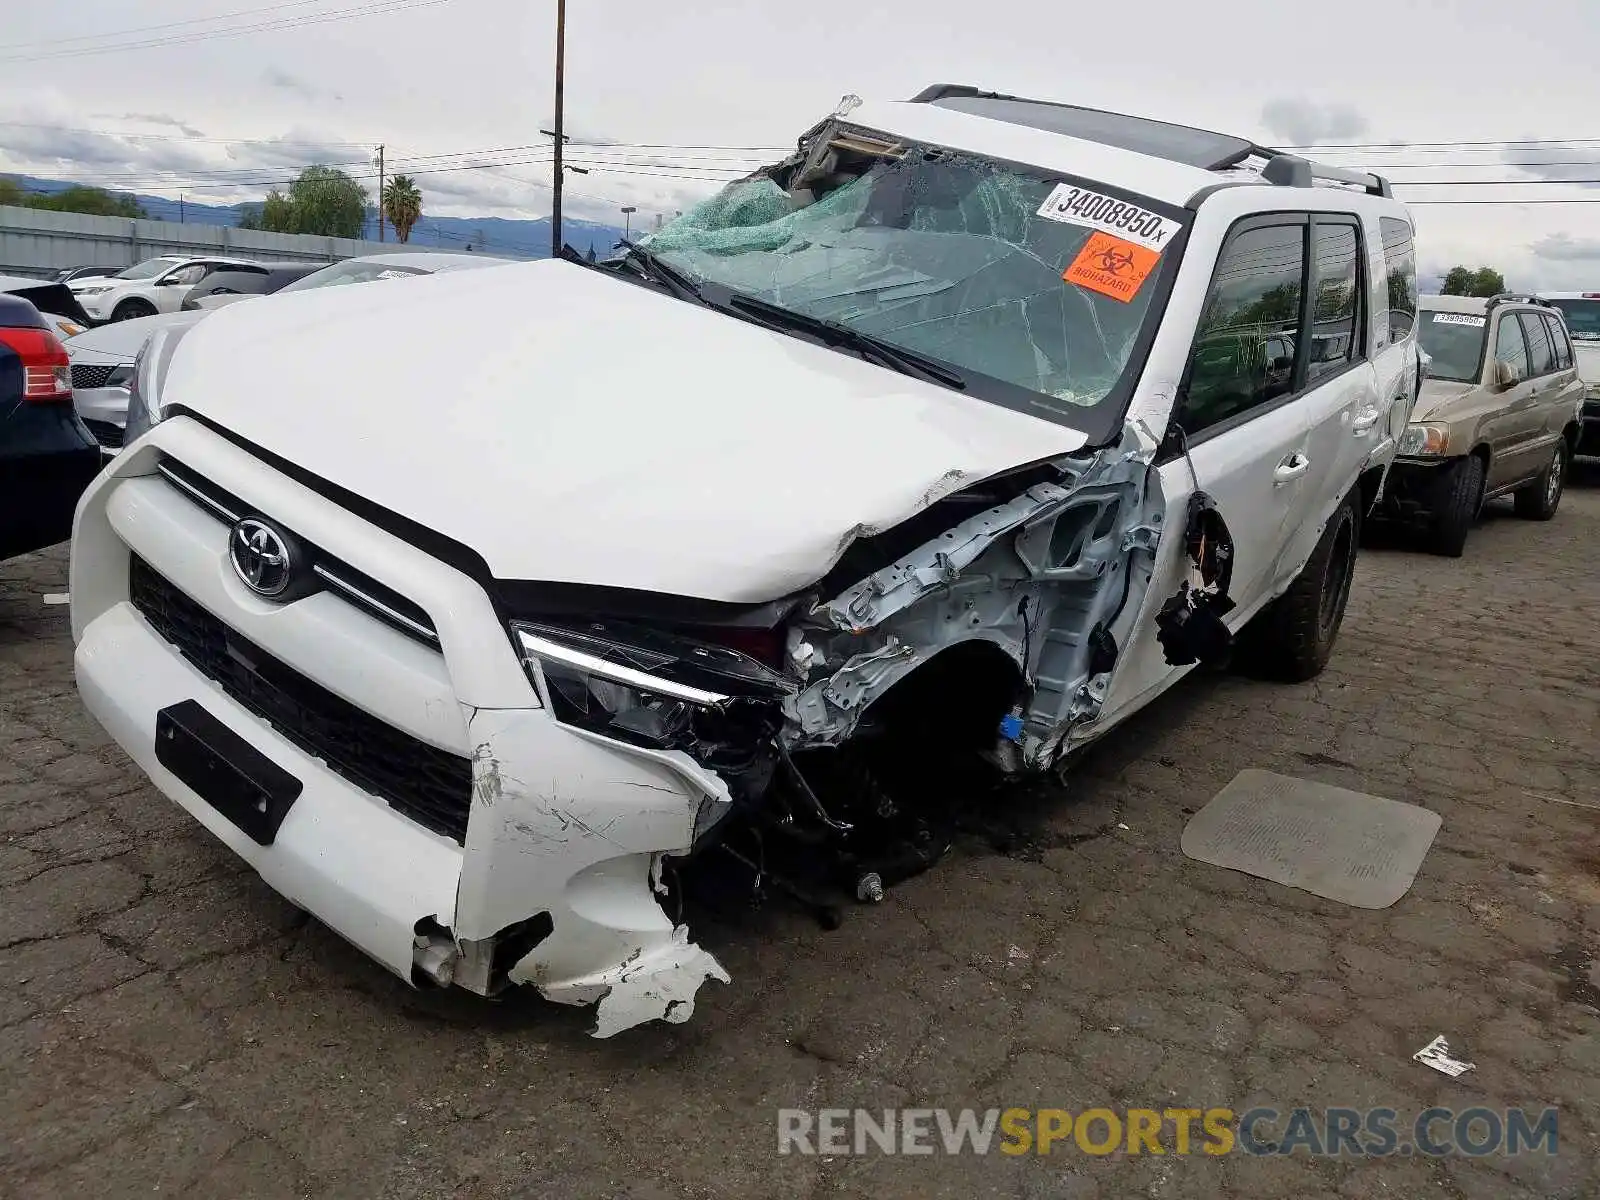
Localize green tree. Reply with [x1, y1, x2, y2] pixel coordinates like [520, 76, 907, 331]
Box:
[381, 175, 422, 243]
[290, 166, 367, 238]
[239, 167, 367, 238]
[0, 177, 144, 218]
[1441, 265, 1506, 297]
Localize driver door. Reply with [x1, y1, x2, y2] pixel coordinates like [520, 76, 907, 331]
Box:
[155, 263, 207, 312]
[1100, 217, 1319, 727]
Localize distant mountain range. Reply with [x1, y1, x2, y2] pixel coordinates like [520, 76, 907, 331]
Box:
[5, 174, 633, 260]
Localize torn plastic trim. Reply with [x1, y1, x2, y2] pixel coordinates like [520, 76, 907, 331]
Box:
[445, 707, 735, 1037]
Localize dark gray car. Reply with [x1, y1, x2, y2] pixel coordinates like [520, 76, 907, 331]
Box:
[180, 262, 328, 311]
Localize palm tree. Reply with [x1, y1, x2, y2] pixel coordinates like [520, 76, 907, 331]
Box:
[381, 175, 422, 244]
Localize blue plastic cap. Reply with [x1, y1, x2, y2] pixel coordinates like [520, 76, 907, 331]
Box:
[999, 713, 1024, 742]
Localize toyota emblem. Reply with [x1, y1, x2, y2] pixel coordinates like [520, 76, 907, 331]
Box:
[229, 518, 294, 598]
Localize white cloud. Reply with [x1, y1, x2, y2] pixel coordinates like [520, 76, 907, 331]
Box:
[1259, 98, 1369, 147]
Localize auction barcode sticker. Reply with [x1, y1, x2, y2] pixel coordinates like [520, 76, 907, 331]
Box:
[1037, 184, 1182, 251]
[1432, 312, 1486, 327]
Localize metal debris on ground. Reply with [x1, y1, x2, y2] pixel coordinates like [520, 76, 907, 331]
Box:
[1413, 1034, 1476, 1077]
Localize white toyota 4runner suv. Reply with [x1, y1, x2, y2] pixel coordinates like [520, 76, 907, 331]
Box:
[69, 87, 1416, 1037]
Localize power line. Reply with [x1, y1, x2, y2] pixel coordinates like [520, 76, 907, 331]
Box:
[0, 0, 328, 51]
[0, 0, 455, 64]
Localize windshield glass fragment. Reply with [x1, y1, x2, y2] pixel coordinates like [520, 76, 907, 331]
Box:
[636, 129, 1183, 428]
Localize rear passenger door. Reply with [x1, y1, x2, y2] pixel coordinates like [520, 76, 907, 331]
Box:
[1278, 214, 1384, 586]
[1538, 312, 1582, 453]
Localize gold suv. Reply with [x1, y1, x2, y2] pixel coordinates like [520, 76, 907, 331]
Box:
[1381, 293, 1583, 556]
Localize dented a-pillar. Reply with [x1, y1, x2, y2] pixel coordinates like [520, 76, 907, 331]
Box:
[444, 706, 732, 1037]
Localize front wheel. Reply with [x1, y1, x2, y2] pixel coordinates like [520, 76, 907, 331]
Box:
[1426, 454, 1484, 558]
[1513, 439, 1567, 520]
[1250, 493, 1360, 683]
[110, 298, 156, 322]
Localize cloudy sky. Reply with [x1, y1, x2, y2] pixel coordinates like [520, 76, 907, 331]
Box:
[4, 0, 1600, 285]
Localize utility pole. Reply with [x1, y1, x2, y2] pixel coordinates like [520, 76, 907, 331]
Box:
[550, 0, 566, 257]
[179, 194, 185, 224]
[621, 205, 636, 242]
[375, 144, 386, 242]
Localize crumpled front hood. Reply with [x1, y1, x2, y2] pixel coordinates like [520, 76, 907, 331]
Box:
[163, 259, 1089, 603]
[1411, 379, 1478, 422]
[67, 310, 205, 359]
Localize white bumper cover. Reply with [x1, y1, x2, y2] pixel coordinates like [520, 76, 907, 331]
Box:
[70, 424, 729, 1037]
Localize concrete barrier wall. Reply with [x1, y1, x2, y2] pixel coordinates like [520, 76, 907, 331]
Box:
[0, 205, 404, 279]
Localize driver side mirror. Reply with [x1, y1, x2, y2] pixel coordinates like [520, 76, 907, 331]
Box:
[1493, 360, 1522, 390]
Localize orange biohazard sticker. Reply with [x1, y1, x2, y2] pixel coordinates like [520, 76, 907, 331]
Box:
[1063, 232, 1160, 303]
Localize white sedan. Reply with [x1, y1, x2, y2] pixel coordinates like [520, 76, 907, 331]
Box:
[67, 250, 517, 456]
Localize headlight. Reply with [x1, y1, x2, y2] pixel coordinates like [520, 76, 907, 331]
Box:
[77, 286, 110, 296]
[511, 620, 793, 768]
[1398, 423, 1450, 456]
[121, 325, 191, 446]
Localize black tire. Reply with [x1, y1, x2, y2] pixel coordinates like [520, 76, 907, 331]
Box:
[1426, 455, 1484, 558]
[1252, 492, 1361, 683]
[110, 299, 156, 322]
[1513, 439, 1567, 520]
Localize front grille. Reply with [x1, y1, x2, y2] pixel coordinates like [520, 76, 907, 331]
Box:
[71, 363, 121, 390]
[129, 555, 473, 843]
[157, 457, 439, 648]
[84, 419, 123, 449]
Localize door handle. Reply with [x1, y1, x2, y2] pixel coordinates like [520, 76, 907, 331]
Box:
[1273, 453, 1311, 485]
[1351, 406, 1382, 434]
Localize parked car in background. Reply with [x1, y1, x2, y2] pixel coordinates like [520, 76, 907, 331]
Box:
[67, 89, 1415, 1036]
[66, 251, 515, 454]
[0, 295, 100, 561]
[1382, 293, 1583, 555]
[1538, 291, 1600, 456]
[0, 274, 94, 342]
[181, 262, 328, 312]
[66, 255, 263, 323]
[67, 312, 199, 456]
[54, 265, 121, 285]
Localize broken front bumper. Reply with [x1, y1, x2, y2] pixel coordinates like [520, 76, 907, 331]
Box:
[69, 429, 729, 1037]
[1376, 456, 1456, 523]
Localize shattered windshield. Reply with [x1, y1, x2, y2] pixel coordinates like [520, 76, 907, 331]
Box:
[636, 128, 1186, 429]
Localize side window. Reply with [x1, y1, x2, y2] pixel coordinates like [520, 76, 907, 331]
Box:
[1518, 313, 1554, 376]
[1495, 315, 1530, 379]
[166, 264, 205, 285]
[1380, 216, 1418, 345]
[1545, 315, 1573, 369]
[1308, 220, 1361, 383]
[1178, 222, 1307, 437]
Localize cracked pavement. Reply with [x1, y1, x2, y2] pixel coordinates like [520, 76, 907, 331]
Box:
[2, 469, 1598, 1199]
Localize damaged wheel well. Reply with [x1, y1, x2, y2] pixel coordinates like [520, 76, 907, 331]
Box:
[852, 638, 1023, 752]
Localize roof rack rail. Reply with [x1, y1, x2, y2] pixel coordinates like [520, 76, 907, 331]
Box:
[906, 85, 1395, 196]
[1484, 292, 1553, 311]
[1259, 154, 1392, 198]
